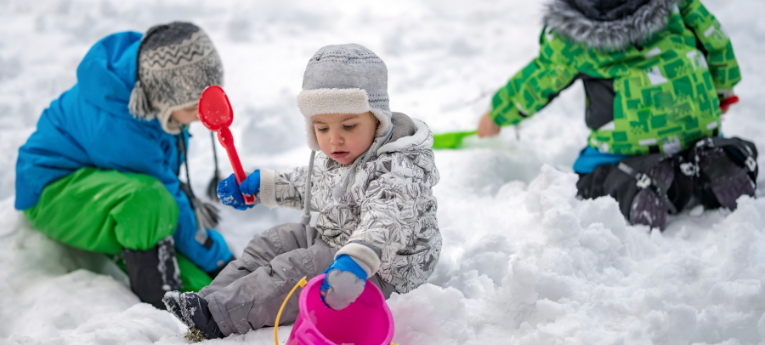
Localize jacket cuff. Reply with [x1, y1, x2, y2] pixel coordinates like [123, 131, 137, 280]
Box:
[489, 103, 524, 126]
[258, 169, 278, 208]
[336, 242, 381, 277]
[717, 89, 735, 99]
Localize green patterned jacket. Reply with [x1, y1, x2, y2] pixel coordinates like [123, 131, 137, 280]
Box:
[489, 0, 740, 155]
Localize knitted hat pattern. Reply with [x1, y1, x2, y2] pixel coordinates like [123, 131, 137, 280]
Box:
[128, 22, 223, 134]
[296, 44, 392, 151]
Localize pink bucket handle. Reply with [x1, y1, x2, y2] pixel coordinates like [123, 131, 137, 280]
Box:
[274, 276, 307, 345]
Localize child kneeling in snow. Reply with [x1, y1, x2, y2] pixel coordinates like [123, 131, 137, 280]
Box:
[15, 22, 233, 309]
[476, 0, 757, 230]
[163, 44, 442, 339]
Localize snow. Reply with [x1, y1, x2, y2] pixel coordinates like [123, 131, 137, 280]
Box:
[1, 0, 765, 344]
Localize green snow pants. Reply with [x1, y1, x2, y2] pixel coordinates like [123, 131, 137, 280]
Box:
[23, 167, 212, 291]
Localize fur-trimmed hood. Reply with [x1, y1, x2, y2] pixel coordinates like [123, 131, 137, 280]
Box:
[543, 0, 681, 50]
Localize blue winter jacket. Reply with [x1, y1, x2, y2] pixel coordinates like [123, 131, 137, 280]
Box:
[15, 32, 231, 273]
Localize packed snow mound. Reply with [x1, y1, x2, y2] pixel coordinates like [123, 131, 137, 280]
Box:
[1, 0, 765, 344]
[395, 165, 765, 344]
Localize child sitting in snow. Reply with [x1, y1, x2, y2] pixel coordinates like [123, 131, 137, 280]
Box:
[476, 0, 757, 230]
[15, 22, 233, 309]
[163, 44, 442, 339]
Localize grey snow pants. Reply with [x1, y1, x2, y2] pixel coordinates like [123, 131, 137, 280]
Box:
[198, 222, 395, 336]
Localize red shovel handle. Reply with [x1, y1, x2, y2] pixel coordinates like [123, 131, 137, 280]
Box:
[720, 95, 739, 108]
[217, 127, 256, 205]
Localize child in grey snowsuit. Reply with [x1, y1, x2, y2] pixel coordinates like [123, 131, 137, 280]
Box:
[164, 43, 441, 339]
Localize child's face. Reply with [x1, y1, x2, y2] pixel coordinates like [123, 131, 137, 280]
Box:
[171, 104, 199, 125]
[313, 112, 378, 165]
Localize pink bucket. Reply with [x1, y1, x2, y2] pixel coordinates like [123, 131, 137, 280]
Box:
[284, 274, 394, 345]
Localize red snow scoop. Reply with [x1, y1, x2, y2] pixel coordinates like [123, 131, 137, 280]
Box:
[720, 95, 739, 114]
[198, 85, 256, 205]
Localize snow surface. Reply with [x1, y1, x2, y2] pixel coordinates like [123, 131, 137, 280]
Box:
[1, 0, 765, 344]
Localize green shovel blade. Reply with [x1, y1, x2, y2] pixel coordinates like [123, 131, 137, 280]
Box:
[432, 130, 477, 149]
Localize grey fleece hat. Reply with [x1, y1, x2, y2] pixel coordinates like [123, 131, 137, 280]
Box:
[128, 22, 223, 134]
[296, 44, 392, 151]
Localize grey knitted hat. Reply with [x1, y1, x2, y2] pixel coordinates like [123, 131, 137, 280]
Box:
[128, 22, 223, 134]
[296, 44, 392, 151]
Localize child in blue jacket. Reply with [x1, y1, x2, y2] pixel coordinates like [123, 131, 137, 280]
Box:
[15, 22, 232, 308]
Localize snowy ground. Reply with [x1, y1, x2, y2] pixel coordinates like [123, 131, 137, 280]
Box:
[1, 0, 765, 344]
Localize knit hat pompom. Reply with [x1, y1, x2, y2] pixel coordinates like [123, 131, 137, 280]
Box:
[128, 81, 151, 118]
[296, 44, 392, 151]
[128, 22, 223, 134]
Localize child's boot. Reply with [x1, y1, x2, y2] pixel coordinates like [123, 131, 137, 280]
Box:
[123, 236, 183, 309]
[629, 160, 675, 230]
[163, 291, 223, 340]
[698, 148, 755, 210]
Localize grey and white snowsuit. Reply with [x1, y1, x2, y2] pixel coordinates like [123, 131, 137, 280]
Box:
[199, 113, 441, 335]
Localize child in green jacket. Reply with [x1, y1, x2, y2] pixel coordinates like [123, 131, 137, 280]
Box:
[477, 0, 757, 229]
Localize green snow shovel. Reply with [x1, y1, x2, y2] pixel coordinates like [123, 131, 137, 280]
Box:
[432, 130, 477, 150]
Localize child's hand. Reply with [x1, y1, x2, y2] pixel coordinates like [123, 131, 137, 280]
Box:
[217, 170, 260, 210]
[320, 255, 368, 310]
[477, 112, 501, 138]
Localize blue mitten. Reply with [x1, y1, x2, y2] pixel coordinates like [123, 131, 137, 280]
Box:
[320, 255, 369, 310]
[217, 170, 260, 211]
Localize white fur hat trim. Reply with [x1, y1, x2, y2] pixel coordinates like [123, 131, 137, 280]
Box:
[297, 88, 392, 151]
